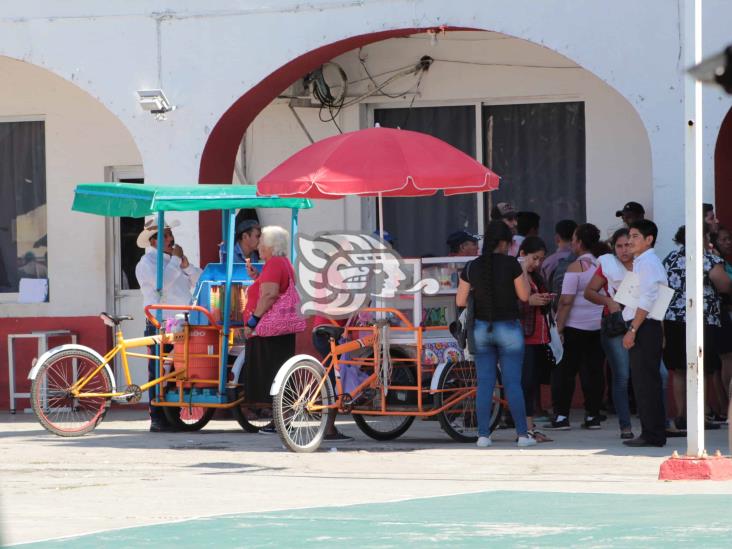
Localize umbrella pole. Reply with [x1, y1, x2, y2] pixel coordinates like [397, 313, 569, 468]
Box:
[378, 192, 384, 242]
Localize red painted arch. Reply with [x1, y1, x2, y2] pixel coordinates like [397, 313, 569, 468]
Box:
[715, 107, 732, 231]
[196, 27, 475, 264]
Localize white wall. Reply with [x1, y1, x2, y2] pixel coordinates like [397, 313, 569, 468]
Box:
[246, 31, 653, 248]
[0, 56, 142, 317]
[0, 0, 730, 294]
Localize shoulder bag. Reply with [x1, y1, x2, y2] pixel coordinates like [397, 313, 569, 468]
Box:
[254, 265, 307, 337]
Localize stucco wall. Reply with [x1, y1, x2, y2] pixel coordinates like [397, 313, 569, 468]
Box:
[0, 56, 141, 317]
[0, 0, 730, 304]
[246, 31, 654, 246]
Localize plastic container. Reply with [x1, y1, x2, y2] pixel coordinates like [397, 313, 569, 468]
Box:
[172, 327, 220, 387]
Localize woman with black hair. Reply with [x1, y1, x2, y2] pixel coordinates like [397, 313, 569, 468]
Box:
[517, 236, 554, 442]
[584, 228, 634, 439]
[547, 223, 606, 431]
[456, 220, 534, 447]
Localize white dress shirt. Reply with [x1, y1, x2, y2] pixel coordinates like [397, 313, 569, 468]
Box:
[135, 248, 202, 319]
[597, 253, 629, 297]
[622, 248, 668, 322]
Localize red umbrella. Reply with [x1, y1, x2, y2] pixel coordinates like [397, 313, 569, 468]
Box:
[257, 126, 499, 199]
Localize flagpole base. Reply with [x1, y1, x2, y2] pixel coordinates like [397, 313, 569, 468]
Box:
[659, 451, 732, 480]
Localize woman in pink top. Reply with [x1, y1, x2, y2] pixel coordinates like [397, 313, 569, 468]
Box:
[545, 223, 608, 431]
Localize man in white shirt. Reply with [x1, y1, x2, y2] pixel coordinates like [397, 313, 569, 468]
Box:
[135, 217, 202, 432]
[622, 219, 667, 447]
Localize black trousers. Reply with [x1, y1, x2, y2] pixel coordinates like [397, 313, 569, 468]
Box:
[551, 327, 604, 419]
[629, 319, 666, 445]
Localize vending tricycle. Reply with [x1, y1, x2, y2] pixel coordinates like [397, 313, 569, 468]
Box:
[27, 183, 311, 436]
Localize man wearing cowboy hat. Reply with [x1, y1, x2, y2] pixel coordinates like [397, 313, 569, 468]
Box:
[135, 217, 202, 432]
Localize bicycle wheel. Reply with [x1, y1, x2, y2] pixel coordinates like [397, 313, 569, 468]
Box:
[163, 406, 215, 431]
[352, 365, 416, 441]
[437, 361, 502, 442]
[31, 348, 112, 437]
[273, 358, 333, 453]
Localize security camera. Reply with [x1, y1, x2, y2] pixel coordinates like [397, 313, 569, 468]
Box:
[688, 46, 732, 94]
[136, 89, 176, 114]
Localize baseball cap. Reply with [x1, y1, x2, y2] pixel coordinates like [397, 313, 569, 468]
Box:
[615, 202, 645, 218]
[446, 230, 479, 248]
[491, 202, 517, 220]
[235, 219, 260, 235]
[373, 230, 395, 244]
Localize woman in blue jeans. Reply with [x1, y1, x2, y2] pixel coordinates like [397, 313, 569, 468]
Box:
[584, 228, 634, 439]
[456, 220, 533, 447]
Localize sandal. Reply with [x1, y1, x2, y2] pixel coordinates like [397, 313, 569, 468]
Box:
[527, 429, 552, 443]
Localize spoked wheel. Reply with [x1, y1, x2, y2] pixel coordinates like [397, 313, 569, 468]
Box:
[273, 359, 334, 453]
[352, 366, 416, 441]
[31, 348, 112, 437]
[437, 361, 502, 442]
[162, 406, 215, 431]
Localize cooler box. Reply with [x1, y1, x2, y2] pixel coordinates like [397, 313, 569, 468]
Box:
[172, 327, 220, 387]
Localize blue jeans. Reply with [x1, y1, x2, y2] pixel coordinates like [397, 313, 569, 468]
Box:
[473, 319, 528, 437]
[601, 332, 631, 430]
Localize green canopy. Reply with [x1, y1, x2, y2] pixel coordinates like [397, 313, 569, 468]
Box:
[72, 183, 312, 217]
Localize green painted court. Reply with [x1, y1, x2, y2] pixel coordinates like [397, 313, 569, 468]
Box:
[17, 490, 732, 548]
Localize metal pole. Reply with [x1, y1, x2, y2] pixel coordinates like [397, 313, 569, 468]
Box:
[220, 209, 236, 396]
[683, 0, 704, 457]
[378, 192, 384, 242]
[290, 208, 299, 262]
[154, 211, 164, 405]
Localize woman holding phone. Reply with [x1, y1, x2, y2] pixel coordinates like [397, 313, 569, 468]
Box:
[517, 237, 554, 442]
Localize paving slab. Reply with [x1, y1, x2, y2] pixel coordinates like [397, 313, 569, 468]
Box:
[1, 409, 730, 546]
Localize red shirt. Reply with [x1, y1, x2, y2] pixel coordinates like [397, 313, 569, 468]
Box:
[244, 256, 293, 319]
[525, 278, 550, 345]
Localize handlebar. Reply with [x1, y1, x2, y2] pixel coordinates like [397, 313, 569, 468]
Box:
[144, 304, 218, 329]
[359, 307, 414, 328]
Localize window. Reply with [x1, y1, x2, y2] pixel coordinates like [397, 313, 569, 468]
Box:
[482, 102, 586, 248]
[374, 106, 478, 258]
[0, 121, 47, 293]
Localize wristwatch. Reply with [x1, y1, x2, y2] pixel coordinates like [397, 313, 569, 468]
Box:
[628, 325, 637, 334]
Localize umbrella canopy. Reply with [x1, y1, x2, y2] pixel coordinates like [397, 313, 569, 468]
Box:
[257, 127, 499, 199]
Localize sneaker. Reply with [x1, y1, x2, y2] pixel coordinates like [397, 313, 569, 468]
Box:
[544, 417, 570, 430]
[581, 416, 602, 430]
[476, 436, 492, 447]
[517, 434, 537, 447]
[324, 430, 354, 443]
[258, 422, 277, 434]
[597, 413, 608, 422]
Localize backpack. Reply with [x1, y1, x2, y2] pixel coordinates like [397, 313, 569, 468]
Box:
[550, 253, 577, 311]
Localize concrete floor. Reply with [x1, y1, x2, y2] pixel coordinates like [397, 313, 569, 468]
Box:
[1, 408, 731, 546]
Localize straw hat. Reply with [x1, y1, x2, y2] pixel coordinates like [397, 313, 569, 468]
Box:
[136, 217, 180, 248]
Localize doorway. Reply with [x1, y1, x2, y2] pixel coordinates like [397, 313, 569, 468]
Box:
[106, 166, 148, 391]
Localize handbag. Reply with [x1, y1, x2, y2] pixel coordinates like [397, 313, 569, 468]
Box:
[548, 322, 563, 364]
[601, 311, 627, 338]
[450, 260, 475, 353]
[254, 269, 306, 337]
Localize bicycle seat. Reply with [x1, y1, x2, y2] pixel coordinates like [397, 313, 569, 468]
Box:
[100, 312, 134, 327]
[313, 325, 345, 341]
